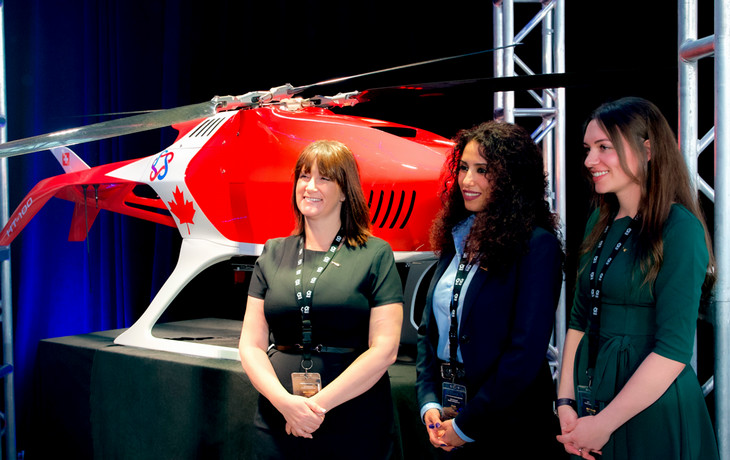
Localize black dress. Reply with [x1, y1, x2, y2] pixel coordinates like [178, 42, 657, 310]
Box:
[248, 235, 404, 460]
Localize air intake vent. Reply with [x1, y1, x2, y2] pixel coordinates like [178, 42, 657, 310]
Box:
[188, 117, 226, 138]
[368, 190, 416, 229]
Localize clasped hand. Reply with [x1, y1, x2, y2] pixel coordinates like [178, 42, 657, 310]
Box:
[424, 408, 466, 452]
[556, 406, 607, 460]
[276, 394, 326, 439]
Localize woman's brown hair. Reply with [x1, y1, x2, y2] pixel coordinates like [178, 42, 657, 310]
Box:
[580, 97, 715, 290]
[291, 140, 372, 247]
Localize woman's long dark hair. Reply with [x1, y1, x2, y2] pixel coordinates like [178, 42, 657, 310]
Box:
[580, 97, 715, 290]
[430, 120, 561, 274]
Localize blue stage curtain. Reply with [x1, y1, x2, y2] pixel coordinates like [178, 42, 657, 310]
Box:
[3, 1, 382, 452]
[4, 1, 190, 450]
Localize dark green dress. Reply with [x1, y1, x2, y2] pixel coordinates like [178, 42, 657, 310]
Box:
[248, 235, 404, 460]
[569, 204, 719, 459]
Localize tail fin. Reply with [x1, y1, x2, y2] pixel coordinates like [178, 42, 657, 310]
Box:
[50, 147, 90, 173]
[68, 200, 101, 241]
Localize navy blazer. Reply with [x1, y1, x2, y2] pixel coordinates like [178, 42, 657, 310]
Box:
[415, 226, 563, 442]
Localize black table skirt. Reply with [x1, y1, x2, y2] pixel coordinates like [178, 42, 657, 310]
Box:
[32, 319, 436, 460]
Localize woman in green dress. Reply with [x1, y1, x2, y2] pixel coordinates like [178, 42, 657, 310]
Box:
[556, 97, 719, 459]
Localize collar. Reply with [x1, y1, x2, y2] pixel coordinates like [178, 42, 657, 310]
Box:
[452, 214, 476, 256]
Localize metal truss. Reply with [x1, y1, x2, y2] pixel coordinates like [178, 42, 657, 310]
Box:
[679, 0, 730, 457]
[492, 0, 567, 376]
[0, 3, 16, 460]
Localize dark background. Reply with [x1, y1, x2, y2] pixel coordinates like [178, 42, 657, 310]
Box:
[2, 0, 717, 455]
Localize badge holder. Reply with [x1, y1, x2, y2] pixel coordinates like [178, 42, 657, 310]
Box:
[576, 384, 597, 417]
[292, 358, 321, 398]
[440, 363, 467, 420]
[440, 254, 472, 420]
[579, 215, 637, 417]
[576, 370, 604, 417]
[290, 230, 341, 399]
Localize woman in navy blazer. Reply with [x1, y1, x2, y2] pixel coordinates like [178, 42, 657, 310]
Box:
[416, 121, 567, 458]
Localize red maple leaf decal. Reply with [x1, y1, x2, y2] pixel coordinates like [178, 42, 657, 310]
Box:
[167, 186, 196, 234]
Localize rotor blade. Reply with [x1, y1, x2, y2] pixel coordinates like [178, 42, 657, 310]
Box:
[0, 100, 222, 158]
[68, 109, 167, 118]
[353, 72, 578, 103]
[352, 68, 656, 103]
[292, 45, 521, 95]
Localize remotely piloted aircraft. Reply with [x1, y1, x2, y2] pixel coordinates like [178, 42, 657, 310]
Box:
[0, 73, 463, 360]
[0, 47, 561, 360]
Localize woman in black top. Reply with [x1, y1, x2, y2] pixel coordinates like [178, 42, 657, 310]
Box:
[239, 140, 404, 459]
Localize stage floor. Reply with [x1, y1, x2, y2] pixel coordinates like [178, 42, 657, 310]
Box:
[33, 319, 434, 459]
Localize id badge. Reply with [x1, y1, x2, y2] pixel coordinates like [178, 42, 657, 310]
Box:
[442, 382, 467, 420]
[576, 384, 597, 417]
[291, 372, 321, 398]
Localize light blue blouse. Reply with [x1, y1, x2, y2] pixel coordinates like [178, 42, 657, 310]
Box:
[432, 214, 478, 362]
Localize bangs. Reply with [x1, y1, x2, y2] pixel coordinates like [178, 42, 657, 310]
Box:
[295, 145, 346, 185]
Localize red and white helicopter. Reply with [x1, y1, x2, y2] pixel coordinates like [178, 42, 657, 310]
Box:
[0, 78, 460, 360]
[0, 49, 556, 360]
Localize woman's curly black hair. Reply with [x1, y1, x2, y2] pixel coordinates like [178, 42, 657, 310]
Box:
[430, 120, 562, 274]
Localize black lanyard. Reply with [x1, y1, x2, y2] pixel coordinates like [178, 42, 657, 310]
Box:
[294, 229, 344, 362]
[586, 214, 639, 377]
[447, 253, 473, 380]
